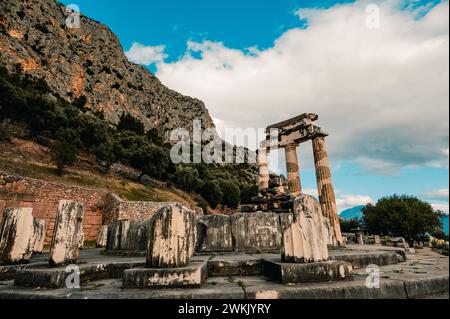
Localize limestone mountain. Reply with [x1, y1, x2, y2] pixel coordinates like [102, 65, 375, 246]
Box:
[0, 0, 215, 141]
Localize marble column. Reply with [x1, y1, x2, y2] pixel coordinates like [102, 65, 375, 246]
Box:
[312, 136, 343, 245]
[285, 144, 301, 195]
[257, 148, 270, 192]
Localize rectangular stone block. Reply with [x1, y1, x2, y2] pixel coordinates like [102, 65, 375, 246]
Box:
[263, 259, 353, 284]
[49, 200, 84, 266]
[230, 212, 282, 253]
[106, 220, 149, 252]
[0, 208, 34, 264]
[207, 255, 262, 276]
[196, 214, 233, 252]
[122, 260, 207, 288]
[31, 219, 46, 254]
[96, 225, 108, 248]
[147, 204, 197, 268]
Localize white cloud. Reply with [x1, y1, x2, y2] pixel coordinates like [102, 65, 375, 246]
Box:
[432, 203, 449, 214]
[155, 0, 449, 174]
[125, 42, 168, 66]
[303, 188, 319, 198]
[336, 194, 375, 212]
[422, 188, 449, 201]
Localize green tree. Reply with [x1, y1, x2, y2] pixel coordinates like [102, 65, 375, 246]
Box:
[117, 113, 145, 135]
[201, 180, 223, 209]
[220, 180, 241, 209]
[93, 141, 116, 172]
[362, 194, 443, 242]
[51, 141, 78, 176]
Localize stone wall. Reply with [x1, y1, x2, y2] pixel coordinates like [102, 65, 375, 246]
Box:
[0, 173, 179, 245]
[104, 193, 175, 222]
[0, 173, 107, 244]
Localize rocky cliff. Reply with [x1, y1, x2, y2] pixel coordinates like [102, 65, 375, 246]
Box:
[0, 0, 215, 141]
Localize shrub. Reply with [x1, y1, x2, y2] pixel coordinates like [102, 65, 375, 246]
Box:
[240, 184, 258, 204]
[173, 166, 200, 192]
[201, 180, 223, 209]
[117, 113, 145, 135]
[219, 180, 241, 209]
[340, 218, 363, 233]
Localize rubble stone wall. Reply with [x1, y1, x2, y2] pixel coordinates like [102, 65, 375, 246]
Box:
[0, 173, 176, 245]
[0, 174, 107, 244]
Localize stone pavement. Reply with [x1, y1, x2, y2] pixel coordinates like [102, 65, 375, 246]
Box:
[0, 246, 447, 299]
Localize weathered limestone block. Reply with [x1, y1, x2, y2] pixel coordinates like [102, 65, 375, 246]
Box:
[230, 212, 282, 253]
[78, 230, 84, 250]
[31, 219, 46, 254]
[96, 225, 108, 248]
[106, 220, 149, 251]
[0, 208, 34, 264]
[147, 204, 196, 268]
[374, 235, 381, 246]
[196, 214, 233, 252]
[49, 200, 84, 266]
[356, 233, 364, 245]
[123, 261, 207, 288]
[280, 195, 329, 263]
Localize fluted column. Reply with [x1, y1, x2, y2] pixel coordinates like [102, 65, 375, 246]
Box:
[285, 144, 301, 195]
[312, 136, 342, 245]
[257, 148, 270, 192]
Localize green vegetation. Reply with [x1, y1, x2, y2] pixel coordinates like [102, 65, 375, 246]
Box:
[0, 65, 257, 210]
[362, 194, 444, 242]
[51, 141, 78, 176]
[339, 218, 363, 233]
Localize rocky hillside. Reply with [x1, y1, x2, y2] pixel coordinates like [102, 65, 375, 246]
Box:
[0, 0, 215, 141]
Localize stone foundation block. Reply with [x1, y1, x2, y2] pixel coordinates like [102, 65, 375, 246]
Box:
[196, 214, 233, 252]
[230, 212, 282, 253]
[263, 259, 353, 284]
[122, 261, 207, 288]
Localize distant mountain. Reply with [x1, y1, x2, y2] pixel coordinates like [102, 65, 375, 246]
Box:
[0, 0, 215, 142]
[339, 206, 449, 235]
[339, 206, 364, 220]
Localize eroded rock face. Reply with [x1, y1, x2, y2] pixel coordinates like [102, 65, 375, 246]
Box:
[31, 219, 46, 254]
[96, 225, 108, 248]
[280, 195, 329, 263]
[0, 0, 215, 141]
[196, 214, 233, 252]
[230, 213, 282, 253]
[147, 204, 196, 268]
[49, 200, 84, 266]
[0, 208, 34, 264]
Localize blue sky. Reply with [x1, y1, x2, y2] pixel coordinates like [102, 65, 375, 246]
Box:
[60, 0, 449, 213]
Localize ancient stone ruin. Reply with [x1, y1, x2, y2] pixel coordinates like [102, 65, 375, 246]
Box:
[0, 208, 34, 264]
[49, 200, 84, 266]
[123, 204, 206, 288]
[257, 113, 343, 246]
